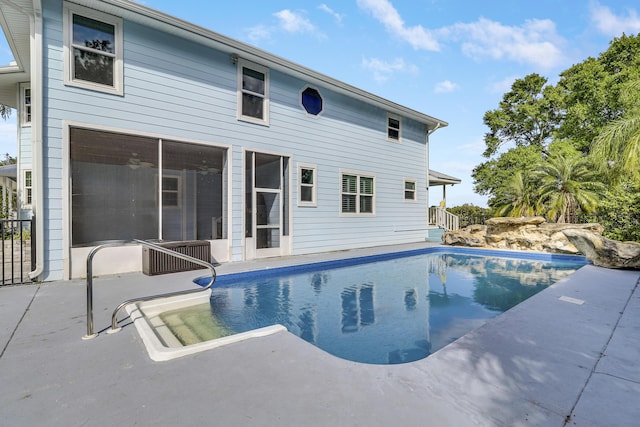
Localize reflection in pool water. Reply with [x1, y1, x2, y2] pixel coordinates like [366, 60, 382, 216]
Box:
[170, 252, 586, 364]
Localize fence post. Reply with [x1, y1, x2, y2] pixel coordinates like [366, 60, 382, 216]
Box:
[30, 214, 36, 273]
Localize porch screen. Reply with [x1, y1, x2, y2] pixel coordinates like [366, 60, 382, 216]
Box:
[71, 128, 159, 245]
[70, 128, 226, 246]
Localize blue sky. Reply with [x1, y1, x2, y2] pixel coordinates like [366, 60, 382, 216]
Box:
[2, 0, 640, 206]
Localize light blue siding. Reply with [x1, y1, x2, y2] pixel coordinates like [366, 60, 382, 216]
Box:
[37, 0, 435, 279]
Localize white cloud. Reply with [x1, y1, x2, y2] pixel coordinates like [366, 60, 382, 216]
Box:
[274, 9, 317, 34]
[247, 25, 273, 44]
[446, 18, 565, 70]
[247, 10, 325, 43]
[356, 0, 440, 51]
[318, 4, 345, 25]
[357, 0, 566, 70]
[589, 1, 640, 36]
[488, 75, 518, 93]
[434, 80, 459, 93]
[361, 57, 417, 83]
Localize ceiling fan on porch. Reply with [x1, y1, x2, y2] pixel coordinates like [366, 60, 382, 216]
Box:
[127, 153, 154, 170]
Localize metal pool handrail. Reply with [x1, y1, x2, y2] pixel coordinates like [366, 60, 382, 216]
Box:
[83, 239, 217, 340]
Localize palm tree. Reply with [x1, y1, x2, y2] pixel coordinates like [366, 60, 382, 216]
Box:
[492, 171, 539, 217]
[536, 154, 605, 223]
[591, 79, 640, 182]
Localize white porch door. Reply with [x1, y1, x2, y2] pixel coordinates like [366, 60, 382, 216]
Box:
[251, 152, 287, 258]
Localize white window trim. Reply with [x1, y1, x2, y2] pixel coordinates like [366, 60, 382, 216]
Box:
[63, 3, 124, 96]
[23, 169, 32, 207]
[403, 178, 417, 202]
[20, 84, 31, 127]
[339, 169, 376, 217]
[236, 59, 270, 126]
[297, 163, 317, 207]
[387, 113, 402, 143]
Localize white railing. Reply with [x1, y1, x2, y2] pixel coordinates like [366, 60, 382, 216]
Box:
[429, 207, 459, 231]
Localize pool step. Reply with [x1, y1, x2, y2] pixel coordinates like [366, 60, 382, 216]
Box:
[159, 308, 232, 346]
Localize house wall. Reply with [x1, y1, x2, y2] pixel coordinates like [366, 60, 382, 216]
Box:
[36, 0, 430, 280]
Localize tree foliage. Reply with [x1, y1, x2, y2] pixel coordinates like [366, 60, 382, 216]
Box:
[491, 171, 539, 217]
[589, 78, 640, 182]
[535, 154, 605, 223]
[481, 73, 561, 158]
[590, 181, 640, 241]
[472, 33, 640, 237]
[447, 204, 492, 227]
[0, 104, 11, 120]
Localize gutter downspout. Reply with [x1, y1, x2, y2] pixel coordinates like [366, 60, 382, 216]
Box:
[28, 0, 43, 280]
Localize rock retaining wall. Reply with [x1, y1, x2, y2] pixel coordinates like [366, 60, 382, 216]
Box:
[443, 216, 604, 255]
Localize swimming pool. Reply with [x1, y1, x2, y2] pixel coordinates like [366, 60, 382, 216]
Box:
[152, 248, 587, 364]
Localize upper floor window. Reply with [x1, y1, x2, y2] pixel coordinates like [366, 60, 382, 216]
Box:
[404, 179, 417, 201]
[301, 86, 323, 116]
[341, 172, 375, 215]
[23, 170, 32, 207]
[63, 3, 123, 95]
[21, 85, 31, 126]
[387, 114, 401, 142]
[298, 163, 317, 207]
[237, 60, 269, 125]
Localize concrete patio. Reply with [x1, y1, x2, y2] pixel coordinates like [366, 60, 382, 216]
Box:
[1, 243, 639, 426]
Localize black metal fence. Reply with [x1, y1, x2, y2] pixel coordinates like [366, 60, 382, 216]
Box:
[1, 218, 35, 285]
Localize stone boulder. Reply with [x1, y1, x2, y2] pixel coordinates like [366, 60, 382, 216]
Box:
[442, 224, 487, 247]
[443, 216, 604, 254]
[562, 228, 640, 269]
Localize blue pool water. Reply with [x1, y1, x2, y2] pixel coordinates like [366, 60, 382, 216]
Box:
[193, 249, 587, 364]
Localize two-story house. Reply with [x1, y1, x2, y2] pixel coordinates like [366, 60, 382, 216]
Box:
[0, 0, 448, 281]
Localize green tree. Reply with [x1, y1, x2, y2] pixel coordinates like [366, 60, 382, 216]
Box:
[481, 73, 561, 158]
[556, 34, 640, 153]
[590, 180, 640, 241]
[536, 154, 605, 223]
[473, 34, 640, 233]
[590, 78, 640, 182]
[448, 204, 491, 226]
[492, 171, 539, 217]
[473, 144, 541, 206]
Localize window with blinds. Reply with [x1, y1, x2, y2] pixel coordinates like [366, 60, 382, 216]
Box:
[341, 173, 374, 215]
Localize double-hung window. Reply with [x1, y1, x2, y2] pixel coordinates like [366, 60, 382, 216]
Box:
[63, 3, 123, 95]
[237, 60, 269, 125]
[21, 85, 31, 126]
[23, 170, 32, 207]
[387, 114, 401, 142]
[298, 163, 317, 207]
[404, 179, 417, 201]
[341, 172, 375, 215]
